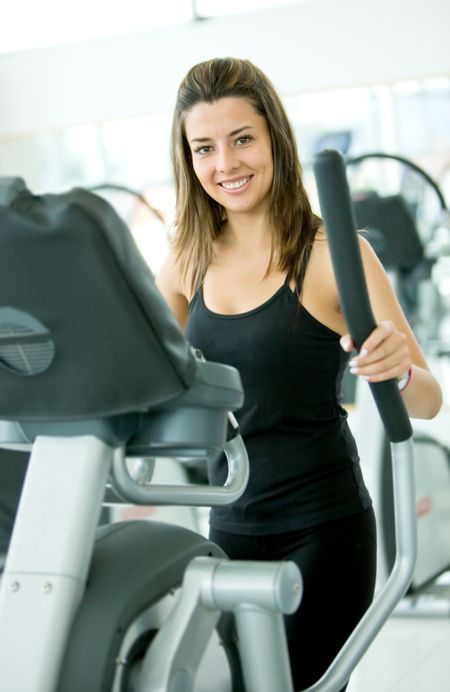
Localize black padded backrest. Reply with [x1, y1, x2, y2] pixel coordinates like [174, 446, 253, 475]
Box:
[0, 180, 196, 420]
[353, 193, 424, 270]
[0, 177, 26, 206]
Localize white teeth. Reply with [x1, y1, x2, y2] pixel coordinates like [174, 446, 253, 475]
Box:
[220, 176, 250, 190]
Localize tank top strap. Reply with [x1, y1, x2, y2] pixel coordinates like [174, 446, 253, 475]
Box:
[290, 245, 312, 297]
[189, 270, 207, 306]
[188, 285, 201, 308]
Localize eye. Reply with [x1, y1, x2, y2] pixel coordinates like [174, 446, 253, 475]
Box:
[193, 144, 212, 155]
[235, 135, 253, 146]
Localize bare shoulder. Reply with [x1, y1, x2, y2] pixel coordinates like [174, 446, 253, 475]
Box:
[310, 225, 330, 253]
[307, 226, 340, 299]
[300, 226, 388, 334]
[307, 229, 390, 307]
[310, 228, 382, 283]
[156, 246, 186, 294]
[155, 245, 190, 329]
[356, 233, 400, 298]
[299, 225, 345, 333]
[357, 233, 388, 271]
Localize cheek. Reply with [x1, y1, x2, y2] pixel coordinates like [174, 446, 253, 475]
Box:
[253, 147, 273, 179]
[268, 161, 274, 185]
[259, 155, 274, 187]
[192, 159, 209, 186]
[266, 151, 274, 184]
[192, 161, 218, 199]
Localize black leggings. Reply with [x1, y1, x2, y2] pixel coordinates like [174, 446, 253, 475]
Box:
[210, 507, 377, 692]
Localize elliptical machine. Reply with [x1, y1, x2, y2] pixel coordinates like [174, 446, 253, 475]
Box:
[0, 157, 419, 691]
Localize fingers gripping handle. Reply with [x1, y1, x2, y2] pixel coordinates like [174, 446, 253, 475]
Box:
[313, 150, 412, 443]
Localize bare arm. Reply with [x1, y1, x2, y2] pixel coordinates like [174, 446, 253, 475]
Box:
[155, 248, 189, 330]
[340, 236, 442, 420]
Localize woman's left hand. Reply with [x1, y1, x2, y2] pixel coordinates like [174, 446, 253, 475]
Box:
[340, 320, 411, 383]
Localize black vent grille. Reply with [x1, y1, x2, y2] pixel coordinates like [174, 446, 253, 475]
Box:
[0, 310, 54, 376]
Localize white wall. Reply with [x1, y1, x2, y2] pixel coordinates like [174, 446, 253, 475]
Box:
[0, 0, 449, 138]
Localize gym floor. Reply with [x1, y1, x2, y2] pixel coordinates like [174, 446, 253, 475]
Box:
[347, 611, 450, 691]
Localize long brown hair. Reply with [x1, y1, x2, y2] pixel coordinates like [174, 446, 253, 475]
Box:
[171, 57, 321, 293]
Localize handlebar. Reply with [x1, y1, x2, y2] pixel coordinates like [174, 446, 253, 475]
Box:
[110, 413, 249, 506]
[313, 149, 412, 442]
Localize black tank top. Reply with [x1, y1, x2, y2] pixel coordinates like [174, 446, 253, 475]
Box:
[185, 279, 371, 535]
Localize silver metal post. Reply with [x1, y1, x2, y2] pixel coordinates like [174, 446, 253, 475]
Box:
[0, 435, 113, 692]
[235, 606, 293, 692]
[302, 438, 417, 691]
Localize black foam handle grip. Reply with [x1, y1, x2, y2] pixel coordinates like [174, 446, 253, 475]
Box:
[313, 149, 412, 443]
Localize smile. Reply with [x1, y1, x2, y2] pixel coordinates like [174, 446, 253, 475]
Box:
[219, 176, 251, 190]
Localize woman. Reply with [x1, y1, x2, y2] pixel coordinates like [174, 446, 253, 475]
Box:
[156, 57, 442, 690]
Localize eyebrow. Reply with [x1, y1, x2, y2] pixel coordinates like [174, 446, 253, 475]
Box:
[189, 125, 255, 144]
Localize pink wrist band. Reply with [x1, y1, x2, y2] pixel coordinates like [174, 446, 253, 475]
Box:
[397, 367, 412, 392]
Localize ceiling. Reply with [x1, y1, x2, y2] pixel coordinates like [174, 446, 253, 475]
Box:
[0, 0, 303, 55]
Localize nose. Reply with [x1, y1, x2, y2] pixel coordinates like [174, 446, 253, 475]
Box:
[216, 145, 239, 174]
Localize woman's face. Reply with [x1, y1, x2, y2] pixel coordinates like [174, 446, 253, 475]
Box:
[184, 97, 274, 217]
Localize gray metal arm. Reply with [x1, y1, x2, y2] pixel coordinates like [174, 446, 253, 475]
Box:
[133, 557, 302, 692]
[111, 430, 249, 507]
